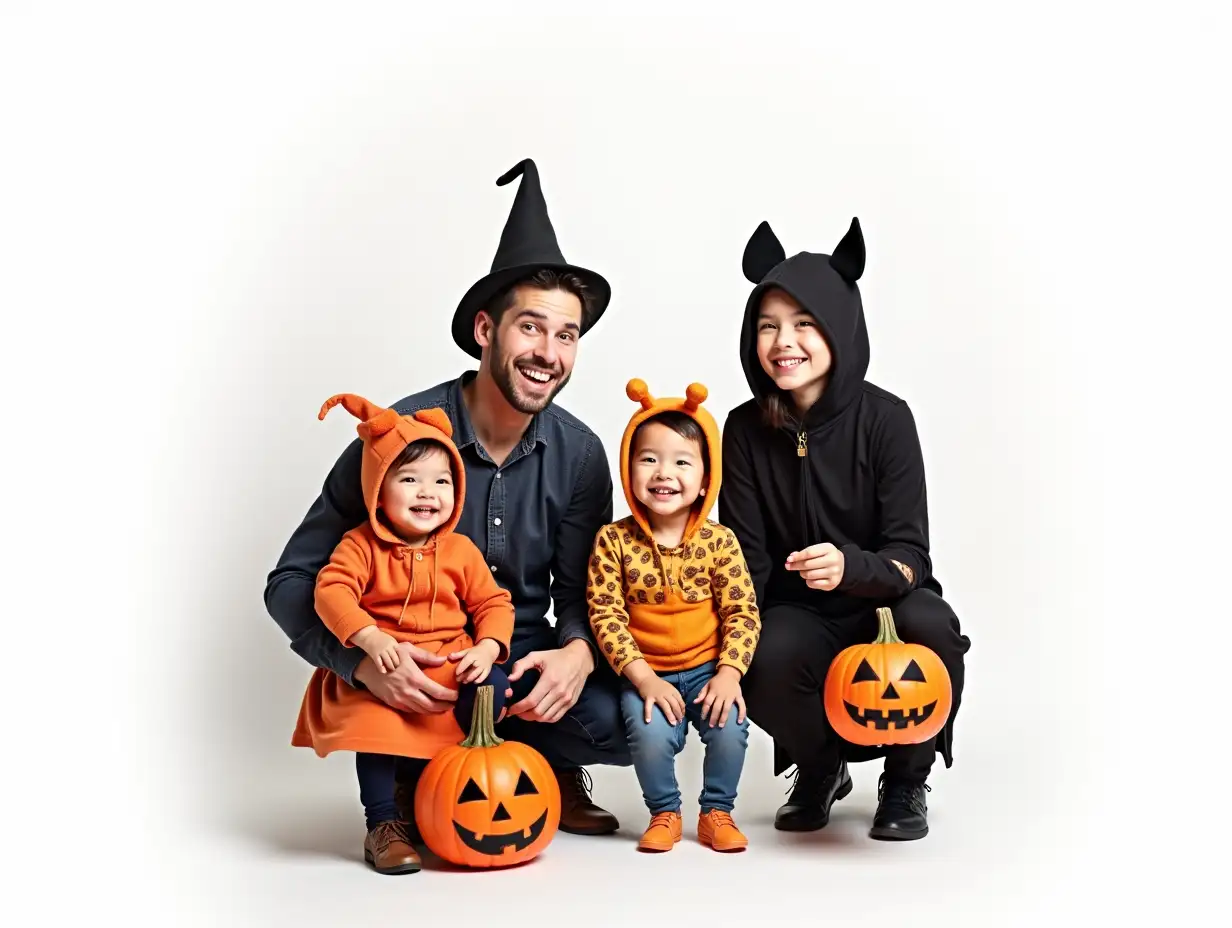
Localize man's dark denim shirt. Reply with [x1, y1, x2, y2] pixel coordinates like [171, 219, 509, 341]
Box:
[264, 371, 614, 685]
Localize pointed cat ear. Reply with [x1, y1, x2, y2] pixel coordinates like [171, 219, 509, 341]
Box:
[830, 217, 865, 282]
[742, 220, 786, 283]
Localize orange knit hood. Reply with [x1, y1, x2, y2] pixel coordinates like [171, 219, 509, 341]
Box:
[319, 394, 465, 546]
[619, 378, 722, 547]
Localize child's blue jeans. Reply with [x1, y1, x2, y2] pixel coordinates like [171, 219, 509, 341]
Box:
[619, 660, 750, 815]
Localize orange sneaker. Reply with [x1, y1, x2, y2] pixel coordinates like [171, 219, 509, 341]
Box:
[637, 811, 683, 852]
[698, 810, 748, 852]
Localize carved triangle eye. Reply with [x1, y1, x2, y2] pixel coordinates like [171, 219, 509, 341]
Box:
[852, 658, 879, 683]
[514, 771, 538, 796]
[458, 778, 487, 803]
[900, 659, 927, 683]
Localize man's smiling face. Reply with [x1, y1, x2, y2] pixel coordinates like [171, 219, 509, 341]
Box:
[479, 283, 583, 414]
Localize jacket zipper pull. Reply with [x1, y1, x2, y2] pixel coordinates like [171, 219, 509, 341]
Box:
[797, 430, 807, 458]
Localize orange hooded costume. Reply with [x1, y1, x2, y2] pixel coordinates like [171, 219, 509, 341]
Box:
[586, 379, 761, 678]
[292, 394, 515, 759]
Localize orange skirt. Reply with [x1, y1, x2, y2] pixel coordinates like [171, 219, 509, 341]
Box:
[292, 632, 471, 759]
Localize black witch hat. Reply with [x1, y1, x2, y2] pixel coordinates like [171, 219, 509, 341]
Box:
[451, 158, 612, 359]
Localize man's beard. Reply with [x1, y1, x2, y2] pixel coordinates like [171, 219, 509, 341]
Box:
[488, 329, 571, 415]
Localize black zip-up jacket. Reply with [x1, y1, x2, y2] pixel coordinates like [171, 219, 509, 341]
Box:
[719, 219, 942, 618]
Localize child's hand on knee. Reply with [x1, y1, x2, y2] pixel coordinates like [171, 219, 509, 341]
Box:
[695, 665, 747, 728]
[451, 638, 501, 684]
[637, 675, 687, 726]
[625, 659, 686, 725]
[349, 626, 402, 673]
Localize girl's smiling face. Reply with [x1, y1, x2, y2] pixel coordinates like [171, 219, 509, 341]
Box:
[756, 288, 833, 404]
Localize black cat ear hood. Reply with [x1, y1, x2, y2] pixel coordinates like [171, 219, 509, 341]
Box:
[739, 217, 871, 428]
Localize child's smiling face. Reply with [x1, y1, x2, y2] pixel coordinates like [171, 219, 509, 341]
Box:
[379, 444, 455, 544]
[756, 288, 833, 397]
[630, 420, 708, 523]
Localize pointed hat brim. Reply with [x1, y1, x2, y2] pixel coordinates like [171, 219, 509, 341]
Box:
[450, 159, 611, 359]
[452, 262, 611, 359]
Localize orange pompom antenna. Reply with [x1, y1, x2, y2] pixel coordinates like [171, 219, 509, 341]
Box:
[626, 378, 654, 409]
[684, 382, 708, 411]
[413, 408, 453, 438]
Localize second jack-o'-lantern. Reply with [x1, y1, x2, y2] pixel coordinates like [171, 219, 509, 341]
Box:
[414, 685, 561, 868]
[823, 607, 952, 746]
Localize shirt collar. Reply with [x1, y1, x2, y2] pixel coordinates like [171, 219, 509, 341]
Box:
[450, 370, 549, 452]
[448, 372, 480, 450]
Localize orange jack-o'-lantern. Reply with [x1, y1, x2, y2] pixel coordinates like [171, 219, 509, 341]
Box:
[824, 607, 951, 746]
[414, 686, 560, 868]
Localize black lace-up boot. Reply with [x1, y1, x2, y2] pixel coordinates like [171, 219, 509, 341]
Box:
[870, 773, 930, 840]
[774, 759, 852, 831]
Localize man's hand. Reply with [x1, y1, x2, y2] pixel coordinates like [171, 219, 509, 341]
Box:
[785, 542, 845, 591]
[506, 639, 594, 724]
[353, 641, 457, 714]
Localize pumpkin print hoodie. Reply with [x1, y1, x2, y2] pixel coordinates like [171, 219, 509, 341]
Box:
[586, 379, 761, 677]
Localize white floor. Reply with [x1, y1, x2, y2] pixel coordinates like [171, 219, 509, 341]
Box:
[165, 740, 1111, 927]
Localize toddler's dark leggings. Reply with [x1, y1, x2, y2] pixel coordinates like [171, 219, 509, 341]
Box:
[355, 666, 509, 829]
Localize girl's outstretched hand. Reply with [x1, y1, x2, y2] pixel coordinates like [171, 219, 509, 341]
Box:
[785, 542, 845, 591]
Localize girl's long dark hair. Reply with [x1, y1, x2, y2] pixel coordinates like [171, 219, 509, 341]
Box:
[758, 391, 795, 430]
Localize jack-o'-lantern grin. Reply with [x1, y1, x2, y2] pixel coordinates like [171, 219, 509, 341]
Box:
[842, 656, 938, 731]
[450, 770, 550, 855]
[453, 808, 549, 854]
[843, 699, 938, 731]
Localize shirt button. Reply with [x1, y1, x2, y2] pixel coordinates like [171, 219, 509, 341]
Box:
[495, 472, 501, 479]
[493, 517, 502, 526]
[490, 564, 497, 572]
[415, 552, 423, 561]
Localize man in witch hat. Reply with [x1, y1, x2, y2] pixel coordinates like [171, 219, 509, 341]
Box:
[266, 158, 630, 836]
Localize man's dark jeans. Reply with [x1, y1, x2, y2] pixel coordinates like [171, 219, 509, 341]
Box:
[496, 626, 632, 769]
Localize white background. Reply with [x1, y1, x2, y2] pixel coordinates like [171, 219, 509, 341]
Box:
[2, 2, 1228, 925]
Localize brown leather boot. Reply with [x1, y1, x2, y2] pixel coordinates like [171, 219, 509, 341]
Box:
[555, 767, 619, 835]
[363, 821, 421, 875]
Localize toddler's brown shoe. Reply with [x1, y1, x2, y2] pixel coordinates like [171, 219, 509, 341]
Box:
[363, 820, 422, 874]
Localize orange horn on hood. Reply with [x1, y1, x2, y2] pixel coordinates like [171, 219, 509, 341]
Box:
[318, 393, 401, 438]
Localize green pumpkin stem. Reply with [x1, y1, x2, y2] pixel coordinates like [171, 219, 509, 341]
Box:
[460, 684, 505, 748]
[873, 607, 904, 645]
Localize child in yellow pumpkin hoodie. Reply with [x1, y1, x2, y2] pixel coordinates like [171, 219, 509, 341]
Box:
[292, 394, 515, 875]
[587, 379, 761, 853]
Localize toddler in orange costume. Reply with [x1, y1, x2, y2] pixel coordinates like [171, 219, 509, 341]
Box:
[292, 394, 514, 874]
